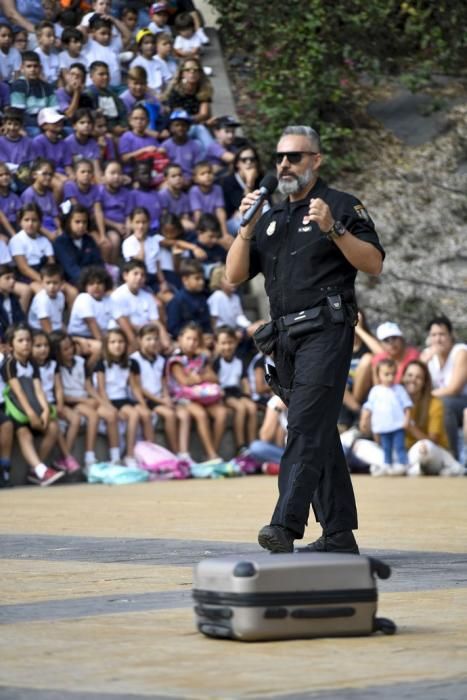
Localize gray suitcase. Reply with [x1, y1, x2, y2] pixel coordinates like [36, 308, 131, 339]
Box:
[193, 552, 396, 641]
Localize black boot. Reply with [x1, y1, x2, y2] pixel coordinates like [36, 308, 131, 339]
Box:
[258, 525, 295, 553]
[299, 530, 359, 555]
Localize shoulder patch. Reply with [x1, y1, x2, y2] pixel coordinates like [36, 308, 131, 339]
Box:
[353, 204, 374, 225]
[266, 221, 277, 236]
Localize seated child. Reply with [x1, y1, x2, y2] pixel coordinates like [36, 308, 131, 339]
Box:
[187, 214, 227, 279]
[166, 321, 227, 461]
[56, 63, 94, 122]
[130, 29, 164, 93]
[128, 160, 164, 234]
[21, 158, 61, 241]
[161, 109, 203, 188]
[166, 259, 212, 343]
[208, 264, 253, 333]
[28, 262, 67, 333]
[213, 325, 258, 450]
[173, 12, 203, 59]
[58, 27, 87, 75]
[1, 324, 62, 486]
[98, 160, 132, 262]
[122, 207, 168, 296]
[189, 161, 229, 239]
[62, 160, 109, 261]
[120, 66, 165, 139]
[0, 264, 26, 344]
[68, 265, 113, 368]
[148, 2, 171, 36]
[93, 110, 118, 162]
[247, 351, 273, 408]
[118, 104, 163, 175]
[10, 51, 58, 135]
[51, 330, 120, 471]
[0, 23, 21, 82]
[33, 109, 73, 199]
[0, 162, 21, 241]
[0, 107, 35, 177]
[95, 328, 154, 469]
[85, 61, 127, 136]
[65, 108, 103, 180]
[34, 21, 60, 85]
[9, 203, 54, 293]
[131, 323, 191, 459]
[82, 15, 121, 87]
[53, 204, 103, 287]
[158, 163, 194, 231]
[31, 329, 81, 474]
[153, 31, 177, 84]
[205, 115, 239, 176]
[111, 259, 169, 352]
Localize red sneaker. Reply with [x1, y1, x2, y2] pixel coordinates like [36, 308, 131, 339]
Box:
[262, 462, 280, 476]
[28, 467, 65, 487]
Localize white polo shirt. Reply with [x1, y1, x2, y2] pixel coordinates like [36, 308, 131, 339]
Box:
[122, 234, 162, 275]
[130, 350, 165, 397]
[9, 230, 54, 267]
[111, 283, 159, 328]
[60, 355, 88, 400]
[68, 292, 114, 337]
[28, 289, 65, 331]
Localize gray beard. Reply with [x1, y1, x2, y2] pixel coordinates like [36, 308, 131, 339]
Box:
[278, 167, 314, 195]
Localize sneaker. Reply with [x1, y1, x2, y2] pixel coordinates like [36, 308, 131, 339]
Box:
[55, 456, 81, 474]
[407, 462, 422, 477]
[370, 463, 390, 477]
[387, 463, 407, 476]
[262, 462, 280, 476]
[28, 467, 65, 487]
[439, 463, 465, 477]
[124, 456, 138, 469]
[298, 530, 359, 555]
[258, 524, 295, 553]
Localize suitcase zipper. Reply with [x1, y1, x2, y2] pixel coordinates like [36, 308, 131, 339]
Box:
[193, 587, 377, 607]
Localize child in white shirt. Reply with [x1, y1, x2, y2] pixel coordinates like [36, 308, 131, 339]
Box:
[28, 263, 66, 333]
[130, 29, 164, 93]
[35, 21, 60, 85]
[173, 13, 203, 59]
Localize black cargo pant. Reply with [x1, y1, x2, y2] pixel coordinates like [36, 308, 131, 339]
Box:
[270, 314, 357, 539]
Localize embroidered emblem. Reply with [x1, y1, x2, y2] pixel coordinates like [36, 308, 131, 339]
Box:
[353, 204, 373, 224]
[266, 221, 276, 236]
[298, 225, 312, 233]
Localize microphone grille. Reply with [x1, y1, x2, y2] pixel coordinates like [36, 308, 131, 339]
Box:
[259, 173, 278, 194]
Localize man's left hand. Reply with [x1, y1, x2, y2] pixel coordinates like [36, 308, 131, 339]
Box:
[303, 198, 333, 232]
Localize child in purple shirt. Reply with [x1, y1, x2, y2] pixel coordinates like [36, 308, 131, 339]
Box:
[189, 161, 229, 238]
[161, 109, 202, 187]
[0, 162, 21, 241]
[21, 158, 61, 241]
[0, 107, 35, 175]
[128, 160, 163, 234]
[118, 104, 162, 175]
[93, 111, 117, 165]
[33, 107, 73, 201]
[62, 159, 110, 262]
[98, 160, 131, 262]
[158, 163, 194, 231]
[65, 108, 103, 181]
[120, 66, 166, 140]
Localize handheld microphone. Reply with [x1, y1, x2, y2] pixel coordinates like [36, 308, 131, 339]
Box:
[240, 173, 278, 226]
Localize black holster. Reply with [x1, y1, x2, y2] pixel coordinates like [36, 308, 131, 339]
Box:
[265, 362, 291, 406]
[253, 321, 278, 355]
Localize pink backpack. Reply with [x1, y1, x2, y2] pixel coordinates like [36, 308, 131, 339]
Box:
[134, 442, 190, 480]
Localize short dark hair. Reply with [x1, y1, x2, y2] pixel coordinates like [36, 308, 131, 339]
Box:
[78, 265, 113, 293]
[89, 60, 109, 74]
[36, 20, 55, 35]
[69, 62, 87, 79]
[122, 259, 146, 275]
[3, 107, 23, 123]
[137, 323, 160, 338]
[61, 27, 84, 45]
[21, 51, 40, 64]
[71, 108, 94, 125]
[215, 325, 236, 341]
[180, 259, 203, 278]
[174, 12, 195, 31]
[121, 6, 138, 17]
[31, 157, 55, 175]
[89, 14, 112, 32]
[198, 213, 221, 236]
[427, 315, 453, 334]
[40, 262, 63, 279]
[18, 202, 43, 224]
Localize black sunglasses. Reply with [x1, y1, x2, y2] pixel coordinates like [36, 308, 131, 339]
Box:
[275, 151, 319, 164]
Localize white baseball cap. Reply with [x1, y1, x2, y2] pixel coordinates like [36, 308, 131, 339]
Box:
[376, 322, 403, 341]
[37, 107, 65, 126]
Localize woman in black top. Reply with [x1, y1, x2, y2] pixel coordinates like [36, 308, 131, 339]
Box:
[221, 144, 263, 235]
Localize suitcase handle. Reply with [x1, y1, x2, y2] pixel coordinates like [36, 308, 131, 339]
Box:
[369, 557, 391, 580]
[374, 617, 397, 635]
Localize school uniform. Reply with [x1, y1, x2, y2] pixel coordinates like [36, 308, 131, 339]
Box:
[59, 355, 89, 401]
[111, 283, 159, 328]
[122, 234, 163, 275]
[0, 46, 21, 82]
[130, 350, 165, 406]
[68, 292, 113, 338]
[94, 357, 140, 408]
[37, 359, 58, 404]
[1, 356, 41, 429]
[0, 135, 35, 169]
[8, 230, 54, 270]
[188, 184, 225, 215]
[28, 289, 65, 331]
[212, 354, 246, 398]
[35, 47, 60, 85]
[160, 137, 202, 179]
[0, 292, 25, 341]
[64, 134, 101, 165]
[21, 186, 59, 230]
[129, 56, 164, 92]
[207, 289, 249, 329]
[128, 188, 163, 232]
[53, 232, 103, 286]
[97, 184, 132, 224]
[82, 39, 121, 86]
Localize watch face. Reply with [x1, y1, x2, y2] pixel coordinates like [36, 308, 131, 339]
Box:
[335, 221, 346, 236]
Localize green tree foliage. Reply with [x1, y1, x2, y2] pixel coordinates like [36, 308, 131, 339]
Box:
[209, 0, 467, 175]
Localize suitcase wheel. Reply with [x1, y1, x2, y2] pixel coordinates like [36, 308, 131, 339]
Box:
[374, 617, 397, 635]
[369, 557, 391, 580]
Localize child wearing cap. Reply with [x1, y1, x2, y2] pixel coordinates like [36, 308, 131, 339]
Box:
[161, 109, 203, 188]
[371, 322, 420, 384]
[10, 51, 58, 135]
[33, 108, 73, 199]
[130, 29, 165, 93]
[148, 2, 171, 36]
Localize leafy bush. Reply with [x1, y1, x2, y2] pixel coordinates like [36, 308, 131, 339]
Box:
[209, 0, 467, 176]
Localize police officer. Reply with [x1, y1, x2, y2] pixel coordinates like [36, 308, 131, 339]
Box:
[226, 125, 385, 554]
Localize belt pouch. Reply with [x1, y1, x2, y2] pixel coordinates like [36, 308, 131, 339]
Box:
[282, 307, 324, 339]
[253, 321, 278, 355]
[326, 294, 345, 324]
[265, 363, 291, 406]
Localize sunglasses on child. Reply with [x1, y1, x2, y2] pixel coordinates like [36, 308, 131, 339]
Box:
[274, 151, 319, 164]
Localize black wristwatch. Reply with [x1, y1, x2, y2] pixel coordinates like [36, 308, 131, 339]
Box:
[325, 220, 346, 241]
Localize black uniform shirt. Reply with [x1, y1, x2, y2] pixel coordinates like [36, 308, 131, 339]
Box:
[248, 177, 385, 319]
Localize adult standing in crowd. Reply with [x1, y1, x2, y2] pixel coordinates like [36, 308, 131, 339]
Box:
[226, 125, 385, 554]
[421, 316, 467, 461]
[221, 144, 263, 235]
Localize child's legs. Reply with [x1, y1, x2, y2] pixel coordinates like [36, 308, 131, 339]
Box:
[0, 419, 14, 460]
[244, 397, 258, 444]
[136, 403, 154, 442]
[72, 337, 103, 369]
[119, 405, 139, 456]
[379, 432, 393, 465]
[13, 281, 32, 312]
[175, 405, 191, 454]
[393, 428, 407, 464]
[59, 405, 81, 453]
[155, 405, 178, 452]
[106, 230, 122, 264]
[75, 402, 98, 452]
[38, 420, 59, 461]
[225, 396, 246, 447]
[15, 426, 43, 468]
[186, 402, 217, 459]
[89, 230, 112, 263]
[206, 401, 228, 452]
[97, 404, 119, 449]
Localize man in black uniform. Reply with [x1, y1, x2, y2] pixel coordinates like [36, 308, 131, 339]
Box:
[226, 126, 385, 554]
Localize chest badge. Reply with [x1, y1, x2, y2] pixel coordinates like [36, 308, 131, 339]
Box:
[266, 221, 276, 236]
